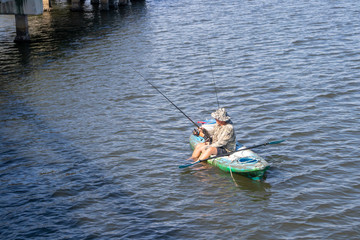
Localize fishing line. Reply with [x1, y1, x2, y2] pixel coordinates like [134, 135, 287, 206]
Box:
[163, 2, 220, 111]
[131, 67, 200, 129]
[208, 54, 220, 109]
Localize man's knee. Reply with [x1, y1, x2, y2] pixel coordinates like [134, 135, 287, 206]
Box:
[207, 146, 217, 155]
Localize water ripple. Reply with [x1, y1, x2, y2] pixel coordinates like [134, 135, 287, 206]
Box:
[1, 0, 360, 239]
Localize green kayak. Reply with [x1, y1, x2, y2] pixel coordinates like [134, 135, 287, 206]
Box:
[189, 121, 270, 181]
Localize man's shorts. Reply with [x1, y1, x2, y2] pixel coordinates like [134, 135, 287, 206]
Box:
[216, 147, 227, 155]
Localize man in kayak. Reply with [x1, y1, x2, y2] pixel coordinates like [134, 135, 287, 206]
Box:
[189, 108, 236, 161]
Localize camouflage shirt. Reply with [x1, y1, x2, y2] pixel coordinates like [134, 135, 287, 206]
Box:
[209, 121, 236, 152]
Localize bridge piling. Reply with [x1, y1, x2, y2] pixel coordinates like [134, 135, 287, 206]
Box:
[71, 0, 82, 11]
[100, 0, 109, 11]
[14, 14, 30, 42]
[118, 0, 131, 6]
[2, 0, 137, 42]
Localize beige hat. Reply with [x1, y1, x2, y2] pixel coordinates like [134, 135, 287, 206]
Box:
[211, 108, 231, 121]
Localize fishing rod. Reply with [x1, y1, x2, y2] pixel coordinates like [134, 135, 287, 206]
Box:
[131, 67, 200, 128]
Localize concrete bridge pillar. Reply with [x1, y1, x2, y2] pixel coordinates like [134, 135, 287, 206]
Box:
[118, 0, 131, 6]
[14, 15, 30, 42]
[109, 0, 116, 8]
[101, 0, 109, 10]
[71, 0, 82, 11]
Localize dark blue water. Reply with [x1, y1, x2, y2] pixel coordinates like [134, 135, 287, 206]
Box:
[1, 0, 360, 239]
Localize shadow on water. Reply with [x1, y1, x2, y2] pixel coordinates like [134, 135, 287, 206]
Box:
[0, 1, 179, 239]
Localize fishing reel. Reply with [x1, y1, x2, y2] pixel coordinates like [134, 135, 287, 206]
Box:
[192, 128, 200, 136]
[193, 127, 212, 143]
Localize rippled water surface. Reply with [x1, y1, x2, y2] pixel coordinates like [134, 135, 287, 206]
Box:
[1, 0, 360, 239]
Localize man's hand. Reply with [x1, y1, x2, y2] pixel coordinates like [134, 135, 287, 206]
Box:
[192, 128, 200, 136]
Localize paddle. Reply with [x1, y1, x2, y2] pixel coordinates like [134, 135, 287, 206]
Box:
[179, 139, 286, 169]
